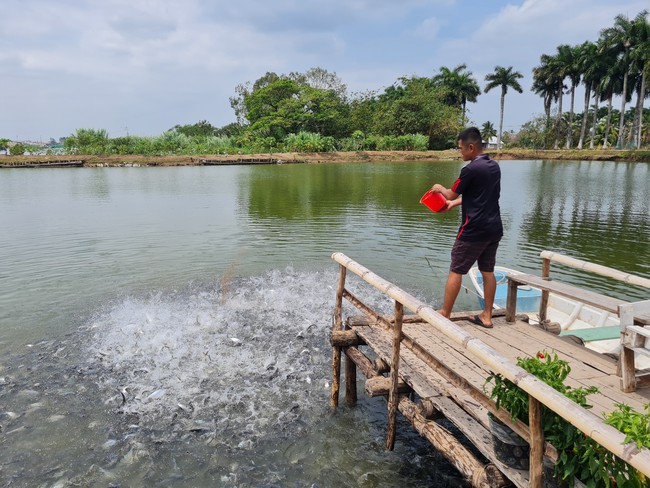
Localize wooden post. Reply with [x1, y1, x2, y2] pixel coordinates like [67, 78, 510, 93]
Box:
[505, 278, 519, 323]
[529, 396, 544, 488]
[345, 324, 357, 407]
[386, 300, 404, 450]
[539, 257, 551, 323]
[619, 303, 637, 392]
[331, 265, 346, 408]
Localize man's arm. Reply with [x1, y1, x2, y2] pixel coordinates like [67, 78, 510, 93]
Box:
[430, 183, 459, 201]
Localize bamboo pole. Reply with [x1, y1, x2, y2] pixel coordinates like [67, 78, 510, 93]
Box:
[329, 329, 362, 347]
[345, 346, 379, 379]
[386, 300, 404, 451]
[528, 397, 544, 488]
[398, 396, 510, 488]
[344, 324, 357, 407]
[330, 264, 346, 409]
[540, 257, 551, 323]
[540, 251, 650, 289]
[331, 252, 650, 476]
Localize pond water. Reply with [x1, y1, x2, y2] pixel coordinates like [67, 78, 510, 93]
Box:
[0, 160, 648, 487]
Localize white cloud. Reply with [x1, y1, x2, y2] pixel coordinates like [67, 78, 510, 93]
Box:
[415, 17, 444, 41]
[1, 0, 647, 139]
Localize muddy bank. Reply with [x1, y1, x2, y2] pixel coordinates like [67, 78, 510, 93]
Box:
[1, 148, 649, 167]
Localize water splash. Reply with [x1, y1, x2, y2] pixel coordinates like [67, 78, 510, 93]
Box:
[85, 267, 394, 449]
[1, 268, 467, 487]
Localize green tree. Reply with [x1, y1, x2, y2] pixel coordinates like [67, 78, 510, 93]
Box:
[481, 121, 497, 142]
[374, 76, 462, 148]
[10, 143, 26, 155]
[63, 128, 109, 154]
[171, 120, 218, 137]
[432, 64, 481, 123]
[0, 138, 10, 155]
[532, 58, 560, 149]
[484, 66, 524, 149]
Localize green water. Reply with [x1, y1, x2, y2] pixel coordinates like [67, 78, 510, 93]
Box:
[0, 159, 648, 487]
[1, 160, 648, 349]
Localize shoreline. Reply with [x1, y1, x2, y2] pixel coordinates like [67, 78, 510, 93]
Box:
[1, 148, 649, 167]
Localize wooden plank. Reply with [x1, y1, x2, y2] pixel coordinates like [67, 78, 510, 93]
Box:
[386, 301, 404, 450]
[418, 315, 643, 416]
[560, 326, 621, 342]
[509, 274, 625, 314]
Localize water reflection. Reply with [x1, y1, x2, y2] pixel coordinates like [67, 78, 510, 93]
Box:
[517, 161, 649, 299]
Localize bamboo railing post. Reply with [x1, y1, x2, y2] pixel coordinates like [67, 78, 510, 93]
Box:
[505, 278, 519, 323]
[331, 264, 347, 409]
[619, 303, 638, 392]
[386, 300, 404, 450]
[344, 323, 357, 407]
[529, 396, 544, 488]
[539, 257, 551, 323]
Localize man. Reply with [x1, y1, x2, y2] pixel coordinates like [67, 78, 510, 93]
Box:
[430, 127, 502, 328]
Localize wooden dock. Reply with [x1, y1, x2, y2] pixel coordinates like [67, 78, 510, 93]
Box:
[198, 157, 297, 165]
[0, 159, 84, 168]
[329, 252, 650, 488]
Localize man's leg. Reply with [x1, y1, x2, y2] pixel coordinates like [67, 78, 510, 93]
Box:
[479, 271, 496, 326]
[438, 271, 462, 318]
[476, 238, 500, 326]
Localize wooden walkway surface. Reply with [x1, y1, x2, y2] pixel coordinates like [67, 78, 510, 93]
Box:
[346, 312, 650, 487]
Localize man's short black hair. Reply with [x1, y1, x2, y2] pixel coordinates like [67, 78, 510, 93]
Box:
[458, 127, 483, 148]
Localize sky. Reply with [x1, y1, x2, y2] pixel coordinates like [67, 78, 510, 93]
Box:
[2, 0, 648, 142]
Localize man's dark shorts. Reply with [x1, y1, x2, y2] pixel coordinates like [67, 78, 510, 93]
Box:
[450, 238, 500, 275]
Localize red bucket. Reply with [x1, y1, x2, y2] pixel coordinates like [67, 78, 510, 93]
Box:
[420, 190, 446, 213]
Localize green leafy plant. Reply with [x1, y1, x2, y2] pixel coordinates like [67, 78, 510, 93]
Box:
[486, 352, 650, 487]
[485, 351, 599, 486]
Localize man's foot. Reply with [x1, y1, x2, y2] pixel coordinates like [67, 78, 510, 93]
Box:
[469, 314, 493, 329]
[437, 309, 450, 319]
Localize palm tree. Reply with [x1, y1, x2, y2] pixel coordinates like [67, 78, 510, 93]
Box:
[432, 64, 481, 123]
[600, 12, 640, 148]
[532, 59, 560, 148]
[629, 11, 650, 148]
[576, 41, 599, 149]
[481, 121, 497, 143]
[598, 63, 624, 149]
[484, 66, 523, 149]
[563, 45, 582, 148]
[549, 45, 577, 148]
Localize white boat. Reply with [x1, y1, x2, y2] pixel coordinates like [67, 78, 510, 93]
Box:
[468, 265, 637, 361]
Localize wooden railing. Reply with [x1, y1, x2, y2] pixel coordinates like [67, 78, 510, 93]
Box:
[330, 252, 650, 487]
[538, 251, 650, 392]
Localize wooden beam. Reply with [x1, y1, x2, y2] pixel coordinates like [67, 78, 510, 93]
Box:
[344, 346, 379, 379]
[540, 250, 650, 290]
[386, 300, 404, 451]
[365, 376, 410, 397]
[540, 257, 551, 323]
[506, 279, 519, 323]
[528, 397, 544, 488]
[330, 264, 346, 409]
[329, 329, 363, 347]
[398, 396, 510, 488]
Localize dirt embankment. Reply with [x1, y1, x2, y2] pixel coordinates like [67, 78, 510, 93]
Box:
[2, 148, 649, 167]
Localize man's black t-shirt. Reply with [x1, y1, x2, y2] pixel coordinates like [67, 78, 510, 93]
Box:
[450, 153, 503, 242]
